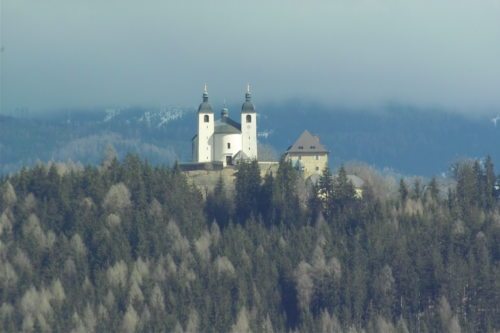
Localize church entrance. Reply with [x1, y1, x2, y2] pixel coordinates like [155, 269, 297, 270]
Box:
[226, 156, 233, 165]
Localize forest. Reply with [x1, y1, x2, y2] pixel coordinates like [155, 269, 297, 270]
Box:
[0, 153, 499, 332]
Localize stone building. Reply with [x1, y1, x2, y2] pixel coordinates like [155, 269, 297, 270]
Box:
[285, 130, 329, 179]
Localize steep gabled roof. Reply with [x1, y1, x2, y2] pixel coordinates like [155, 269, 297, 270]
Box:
[286, 130, 328, 154]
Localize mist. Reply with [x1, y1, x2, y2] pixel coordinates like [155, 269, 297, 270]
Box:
[2, 0, 500, 114]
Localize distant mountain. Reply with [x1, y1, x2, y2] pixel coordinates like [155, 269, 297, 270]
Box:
[1, 102, 498, 176]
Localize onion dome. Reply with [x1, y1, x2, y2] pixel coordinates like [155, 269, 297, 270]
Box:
[198, 83, 213, 113]
[241, 84, 255, 113]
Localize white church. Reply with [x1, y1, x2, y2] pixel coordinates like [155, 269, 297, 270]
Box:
[192, 85, 258, 166]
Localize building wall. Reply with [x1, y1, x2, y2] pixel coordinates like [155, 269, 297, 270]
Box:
[286, 152, 328, 179]
[197, 113, 214, 162]
[213, 133, 242, 165]
[241, 113, 257, 160]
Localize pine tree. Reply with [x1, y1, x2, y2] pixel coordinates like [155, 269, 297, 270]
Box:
[317, 167, 334, 220]
[332, 166, 355, 213]
[273, 157, 300, 225]
[484, 155, 496, 209]
[235, 160, 261, 223]
[206, 175, 232, 228]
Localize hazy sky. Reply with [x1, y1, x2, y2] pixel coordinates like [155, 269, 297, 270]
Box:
[1, 0, 500, 114]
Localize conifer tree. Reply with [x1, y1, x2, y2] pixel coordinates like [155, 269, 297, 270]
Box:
[235, 160, 261, 223]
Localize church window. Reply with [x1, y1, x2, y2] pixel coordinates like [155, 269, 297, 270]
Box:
[246, 115, 252, 123]
[204, 115, 209, 122]
[227, 143, 231, 149]
[298, 146, 304, 150]
[310, 145, 316, 149]
[315, 155, 319, 160]
[316, 166, 320, 171]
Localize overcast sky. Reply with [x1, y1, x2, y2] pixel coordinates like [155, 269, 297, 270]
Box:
[1, 0, 500, 114]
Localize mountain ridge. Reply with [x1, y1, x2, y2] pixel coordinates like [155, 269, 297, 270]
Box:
[1, 103, 498, 176]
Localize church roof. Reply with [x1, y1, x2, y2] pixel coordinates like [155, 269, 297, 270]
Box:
[286, 130, 328, 154]
[198, 101, 213, 113]
[233, 150, 249, 161]
[241, 101, 255, 113]
[241, 86, 255, 113]
[214, 116, 241, 134]
[198, 85, 213, 113]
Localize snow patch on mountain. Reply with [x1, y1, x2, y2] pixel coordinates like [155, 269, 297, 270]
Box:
[139, 107, 189, 127]
[104, 108, 121, 122]
[258, 129, 274, 139]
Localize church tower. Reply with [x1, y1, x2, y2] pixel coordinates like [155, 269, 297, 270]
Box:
[196, 84, 214, 162]
[240, 84, 258, 160]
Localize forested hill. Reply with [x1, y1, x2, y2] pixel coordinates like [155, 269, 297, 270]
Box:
[0, 155, 499, 332]
[1, 104, 499, 176]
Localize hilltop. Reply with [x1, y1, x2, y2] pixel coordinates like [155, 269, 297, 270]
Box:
[1, 103, 499, 176]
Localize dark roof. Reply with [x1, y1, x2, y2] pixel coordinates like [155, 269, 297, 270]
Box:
[233, 150, 249, 161]
[286, 130, 328, 154]
[241, 101, 255, 113]
[241, 91, 256, 113]
[214, 116, 241, 134]
[198, 101, 213, 113]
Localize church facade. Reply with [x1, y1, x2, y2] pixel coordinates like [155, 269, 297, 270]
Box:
[192, 85, 257, 166]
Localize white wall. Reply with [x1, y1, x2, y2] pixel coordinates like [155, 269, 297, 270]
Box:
[241, 113, 257, 160]
[213, 133, 242, 164]
[197, 113, 214, 162]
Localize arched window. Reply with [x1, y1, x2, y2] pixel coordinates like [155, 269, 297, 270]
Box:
[204, 115, 209, 122]
[246, 115, 252, 123]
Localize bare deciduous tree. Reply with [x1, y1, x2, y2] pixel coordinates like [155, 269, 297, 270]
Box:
[185, 309, 200, 333]
[70, 234, 87, 258]
[231, 307, 251, 333]
[106, 260, 128, 289]
[195, 231, 211, 262]
[2, 181, 17, 207]
[215, 256, 235, 276]
[51, 279, 66, 304]
[439, 296, 461, 333]
[149, 284, 165, 312]
[0, 260, 18, 291]
[121, 305, 139, 333]
[320, 309, 342, 333]
[294, 261, 314, 311]
[103, 183, 131, 213]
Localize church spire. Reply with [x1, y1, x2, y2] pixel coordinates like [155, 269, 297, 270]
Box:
[245, 83, 251, 102]
[221, 99, 229, 119]
[198, 83, 213, 113]
[203, 83, 208, 102]
[241, 83, 255, 113]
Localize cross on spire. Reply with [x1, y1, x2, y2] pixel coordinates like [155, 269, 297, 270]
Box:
[245, 83, 252, 102]
[202, 83, 209, 102]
